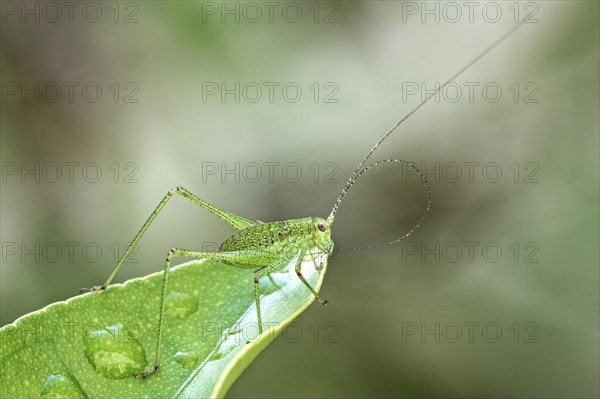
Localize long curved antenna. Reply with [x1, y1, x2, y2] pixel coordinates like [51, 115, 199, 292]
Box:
[328, 20, 526, 223]
[333, 159, 431, 253]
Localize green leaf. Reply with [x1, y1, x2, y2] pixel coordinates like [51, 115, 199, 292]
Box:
[1, 255, 328, 398]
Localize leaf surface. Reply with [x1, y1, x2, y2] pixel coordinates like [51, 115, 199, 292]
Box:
[1, 255, 328, 398]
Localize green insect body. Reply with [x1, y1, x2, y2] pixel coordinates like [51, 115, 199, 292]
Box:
[220, 217, 334, 260]
[80, 21, 525, 378]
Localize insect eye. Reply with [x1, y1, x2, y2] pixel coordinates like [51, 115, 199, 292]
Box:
[317, 223, 326, 232]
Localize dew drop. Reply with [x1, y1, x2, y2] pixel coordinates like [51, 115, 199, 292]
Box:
[40, 374, 86, 398]
[166, 291, 198, 319]
[173, 351, 199, 369]
[259, 272, 289, 295]
[209, 334, 239, 361]
[84, 323, 147, 379]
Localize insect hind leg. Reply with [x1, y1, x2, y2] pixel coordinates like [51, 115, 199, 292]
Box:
[80, 186, 257, 293]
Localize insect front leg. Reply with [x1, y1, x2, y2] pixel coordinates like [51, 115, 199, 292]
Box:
[295, 249, 329, 306]
[135, 248, 269, 379]
[308, 249, 327, 271]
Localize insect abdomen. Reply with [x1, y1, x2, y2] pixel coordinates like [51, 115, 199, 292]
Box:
[220, 218, 313, 252]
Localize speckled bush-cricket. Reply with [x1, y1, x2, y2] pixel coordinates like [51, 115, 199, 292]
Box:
[80, 22, 525, 378]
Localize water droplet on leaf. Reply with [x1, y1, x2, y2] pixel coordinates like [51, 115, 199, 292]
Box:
[166, 291, 198, 319]
[84, 323, 147, 379]
[40, 374, 86, 398]
[174, 351, 199, 369]
[259, 272, 288, 295]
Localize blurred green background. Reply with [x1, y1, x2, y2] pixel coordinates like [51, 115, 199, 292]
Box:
[1, 1, 598, 397]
